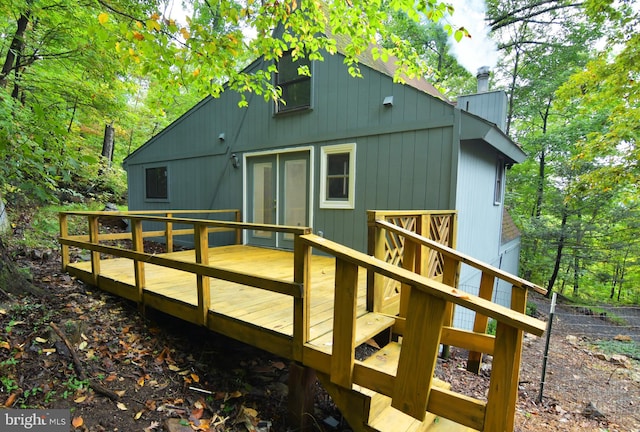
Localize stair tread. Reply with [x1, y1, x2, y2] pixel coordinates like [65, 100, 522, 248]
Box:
[361, 342, 451, 390]
[307, 312, 395, 354]
[369, 405, 476, 431]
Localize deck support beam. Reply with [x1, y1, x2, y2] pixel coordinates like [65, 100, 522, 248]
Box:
[287, 362, 316, 432]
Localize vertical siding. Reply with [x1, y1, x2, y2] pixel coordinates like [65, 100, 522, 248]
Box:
[457, 91, 508, 132]
[453, 140, 505, 329]
[124, 53, 457, 252]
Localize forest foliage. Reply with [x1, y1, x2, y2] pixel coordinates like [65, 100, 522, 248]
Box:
[0, 0, 638, 304]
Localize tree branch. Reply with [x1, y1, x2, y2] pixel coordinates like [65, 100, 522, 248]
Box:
[491, 2, 584, 32]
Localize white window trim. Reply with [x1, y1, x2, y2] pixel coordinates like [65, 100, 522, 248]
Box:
[494, 158, 504, 206]
[320, 143, 356, 209]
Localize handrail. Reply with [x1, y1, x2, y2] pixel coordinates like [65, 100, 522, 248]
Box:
[59, 210, 313, 363]
[301, 234, 545, 335]
[300, 233, 546, 430]
[376, 219, 547, 295]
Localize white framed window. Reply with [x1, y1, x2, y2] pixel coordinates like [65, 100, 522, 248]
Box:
[320, 143, 356, 209]
[494, 158, 504, 205]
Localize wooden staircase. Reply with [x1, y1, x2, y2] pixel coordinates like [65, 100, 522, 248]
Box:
[318, 342, 475, 432]
[295, 212, 547, 432]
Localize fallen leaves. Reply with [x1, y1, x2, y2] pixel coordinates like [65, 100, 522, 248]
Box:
[116, 402, 128, 411]
[72, 416, 84, 428]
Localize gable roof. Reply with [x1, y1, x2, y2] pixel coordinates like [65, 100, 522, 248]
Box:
[330, 33, 448, 101]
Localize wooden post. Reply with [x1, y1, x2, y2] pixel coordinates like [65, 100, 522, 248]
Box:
[467, 271, 495, 373]
[235, 210, 242, 245]
[88, 215, 100, 286]
[485, 321, 519, 431]
[398, 239, 416, 318]
[440, 254, 460, 358]
[165, 212, 173, 253]
[194, 223, 210, 326]
[505, 286, 528, 432]
[59, 213, 69, 272]
[292, 235, 310, 362]
[330, 258, 359, 388]
[392, 290, 446, 420]
[131, 219, 146, 307]
[366, 211, 386, 312]
[288, 362, 317, 432]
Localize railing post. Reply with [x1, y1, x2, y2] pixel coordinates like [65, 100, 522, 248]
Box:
[235, 210, 242, 245]
[194, 223, 210, 326]
[440, 255, 460, 358]
[330, 258, 359, 388]
[131, 218, 146, 307]
[392, 289, 446, 420]
[293, 234, 310, 362]
[485, 321, 520, 432]
[367, 211, 386, 312]
[88, 215, 100, 286]
[59, 213, 69, 272]
[467, 271, 495, 373]
[165, 213, 173, 253]
[399, 239, 417, 318]
[505, 286, 528, 432]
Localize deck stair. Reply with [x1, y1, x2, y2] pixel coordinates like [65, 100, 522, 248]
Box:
[318, 341, 475, 432]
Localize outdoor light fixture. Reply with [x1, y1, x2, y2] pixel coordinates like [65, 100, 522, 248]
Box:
[231, 153, 240, 169]
[218, 132, 225, 142]
[383, 96, 394, 107]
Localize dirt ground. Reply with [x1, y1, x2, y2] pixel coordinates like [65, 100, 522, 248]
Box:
[1, 247, 639, 432]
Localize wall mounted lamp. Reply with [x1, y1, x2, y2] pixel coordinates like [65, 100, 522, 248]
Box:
[231, 153, 240, 169]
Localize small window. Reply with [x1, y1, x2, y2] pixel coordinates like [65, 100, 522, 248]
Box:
[145, 166, 168, 200]
[320, 143, 356, 209]
[494, 158, 504, 205]
[275, 51, 311, 113]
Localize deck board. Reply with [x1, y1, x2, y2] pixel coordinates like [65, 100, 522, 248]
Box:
[68, 245, 368, 338]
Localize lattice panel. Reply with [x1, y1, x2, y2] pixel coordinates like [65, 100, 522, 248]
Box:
[425, 215, 452, 279]
[381, 216, 418, 301]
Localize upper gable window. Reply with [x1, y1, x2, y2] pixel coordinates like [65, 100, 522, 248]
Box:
[145, 166, 168, 200]
[275, 51, 311, 113]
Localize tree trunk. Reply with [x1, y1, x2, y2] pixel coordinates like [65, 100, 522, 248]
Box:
[546, 207, 568, 298]
[101, 122, 115, 166]
[0, 13, 30, 89]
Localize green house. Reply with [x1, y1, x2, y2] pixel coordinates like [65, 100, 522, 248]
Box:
[123, 51, 526, 327]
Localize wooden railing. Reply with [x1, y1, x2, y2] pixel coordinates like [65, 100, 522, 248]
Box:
[299, 233, 546, 431]
[59, 210, 547, 431]
[367, 210, 457, 315]
[58, 210, 312, 359]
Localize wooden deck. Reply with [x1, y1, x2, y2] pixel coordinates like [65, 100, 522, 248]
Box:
[67, 245, 370, 344]
[59, 209, 547, 432]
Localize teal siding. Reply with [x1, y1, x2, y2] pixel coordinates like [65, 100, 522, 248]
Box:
[124, 53, 458, 252]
